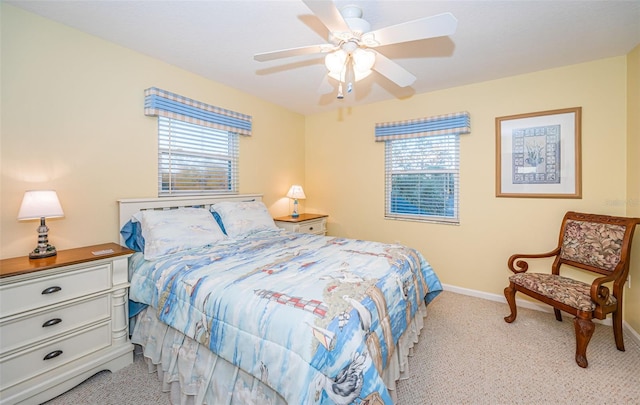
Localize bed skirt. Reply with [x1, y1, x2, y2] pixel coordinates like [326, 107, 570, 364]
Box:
[131, 304, 427, 404]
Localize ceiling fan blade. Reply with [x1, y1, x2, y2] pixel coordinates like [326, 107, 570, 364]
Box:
[372, 52, 416, 88]
[254, 44, 332, 62]
[302, 0, 350, 34]
[367, 12, 458, 47]
[317, 75, 333, 95]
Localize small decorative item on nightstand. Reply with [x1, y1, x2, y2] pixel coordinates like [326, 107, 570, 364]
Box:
[286, 185, 306, 218]
[274, 213, 328, 236]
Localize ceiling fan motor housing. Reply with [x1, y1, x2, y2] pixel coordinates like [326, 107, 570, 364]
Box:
[345, 17, 370, 35]
[341, 6, 370, 35]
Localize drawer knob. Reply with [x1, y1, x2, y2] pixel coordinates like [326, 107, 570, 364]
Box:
[43, 350, 63, 361]
[309, 227, 314, 230]
[42, 318, 62, 328]
[41, 286, 62, 295]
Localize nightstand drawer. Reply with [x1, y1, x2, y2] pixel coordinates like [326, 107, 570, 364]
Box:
[295, 219, 326, 235]
[0, 294, 110, 355]
[0, 263, 111, 318]
[0, 322, 111, 390]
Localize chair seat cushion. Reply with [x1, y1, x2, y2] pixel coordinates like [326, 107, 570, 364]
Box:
[509, 273, 617, 312]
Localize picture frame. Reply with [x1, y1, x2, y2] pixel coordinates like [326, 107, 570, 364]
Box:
[495, 107, 582, 198]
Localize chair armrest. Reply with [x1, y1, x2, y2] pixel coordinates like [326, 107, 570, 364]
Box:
[507, 247, 561, 274]
[590, 275, 614, 306]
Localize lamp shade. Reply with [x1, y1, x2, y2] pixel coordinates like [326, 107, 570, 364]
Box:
[17, 190, 64, 220]
[286, 185, 306, 200]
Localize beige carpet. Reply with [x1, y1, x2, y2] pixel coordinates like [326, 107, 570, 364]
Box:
[44, 291, 640, 404]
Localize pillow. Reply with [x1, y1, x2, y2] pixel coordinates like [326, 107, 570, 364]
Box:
[120, 220, 145, 251]
[212, 201, 279, 239]
[211, 210, 227, 235]
[120, 210, 226, 250]
[135, 207, 226, 260]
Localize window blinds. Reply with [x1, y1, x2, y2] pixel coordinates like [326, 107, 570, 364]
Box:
[158, 117, 239, 195]
[144, 87, 247, 196]
[385, 135, 459, 223]
[378, 112, 470, 224]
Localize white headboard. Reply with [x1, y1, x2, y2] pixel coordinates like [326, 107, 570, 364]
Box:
[118, 194, 263, 244]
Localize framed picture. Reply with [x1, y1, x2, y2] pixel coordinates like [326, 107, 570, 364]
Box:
[496, 107, 582, 198]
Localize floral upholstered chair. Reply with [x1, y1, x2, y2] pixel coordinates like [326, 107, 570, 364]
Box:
[504, 211, 639, 368]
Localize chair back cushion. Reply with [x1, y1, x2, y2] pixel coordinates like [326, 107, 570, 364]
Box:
[560, 219, 625, 272]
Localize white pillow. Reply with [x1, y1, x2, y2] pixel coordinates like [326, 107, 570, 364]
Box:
[212, 201, 278, 239]
[135, 207, 226, 260]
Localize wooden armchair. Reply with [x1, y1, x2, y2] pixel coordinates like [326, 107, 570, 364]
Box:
[504, 211, 639, 368]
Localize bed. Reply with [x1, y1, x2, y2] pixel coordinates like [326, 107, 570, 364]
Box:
[118, 194, 442, 405]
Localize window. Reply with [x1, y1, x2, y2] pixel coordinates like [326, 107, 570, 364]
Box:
[144, 87, 252, 197]
[158, 117, 238, 195]
[376, 112, 470, 225]
[385, 134, 459, 223]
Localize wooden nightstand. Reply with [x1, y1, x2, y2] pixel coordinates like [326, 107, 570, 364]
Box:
[0, 243, 135, 405]
[273, 213, 328, 236]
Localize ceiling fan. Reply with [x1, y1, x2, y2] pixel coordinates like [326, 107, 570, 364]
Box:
[254, 0, 458, 97]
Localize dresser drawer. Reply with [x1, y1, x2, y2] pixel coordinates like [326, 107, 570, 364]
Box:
[0, 322, 111, 390]
[0, 263, 111, 318]
[0, 294, 110, 355]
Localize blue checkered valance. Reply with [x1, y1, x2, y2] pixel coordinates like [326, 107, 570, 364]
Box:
[375, 111, 470, 141]
[144, 87, 252, 136]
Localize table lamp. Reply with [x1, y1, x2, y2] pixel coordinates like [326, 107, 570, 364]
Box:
[18, 190, 65, 259]
[286, 185, 306, 218]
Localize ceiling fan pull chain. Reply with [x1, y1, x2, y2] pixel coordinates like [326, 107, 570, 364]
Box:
[346, 54, 355, 94]
[337, 83, 344, 99]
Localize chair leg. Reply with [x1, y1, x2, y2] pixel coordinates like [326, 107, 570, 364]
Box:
[553, 308, 563, 322]
[612, 310, 625, 352]
[504, 282, 517, 323]
[573, 316, 595, 368]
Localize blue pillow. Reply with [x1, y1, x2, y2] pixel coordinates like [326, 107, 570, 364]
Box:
[212, 210, 227, 235]
[120, 220, 145, 251]
[129, 300, 148, 318]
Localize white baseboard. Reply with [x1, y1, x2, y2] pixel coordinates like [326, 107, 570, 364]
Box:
[441, 283, 640, 348]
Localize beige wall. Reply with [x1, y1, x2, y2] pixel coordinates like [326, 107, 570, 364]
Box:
[305, 56, 639, 328]
[1, 4, 305, 259]
[626, 44, 640, 332]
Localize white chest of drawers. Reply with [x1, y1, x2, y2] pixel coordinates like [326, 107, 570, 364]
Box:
[0, 243, 134, 405]
[273, 213, 328, 236]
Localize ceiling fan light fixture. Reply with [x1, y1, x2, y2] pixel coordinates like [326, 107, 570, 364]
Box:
[325, 49, 347, 73]
[352, 48, 375, 72]
[325, 48, 375, 83]
[327, 65, 372, 83]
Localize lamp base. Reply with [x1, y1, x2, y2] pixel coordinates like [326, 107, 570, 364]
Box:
[29, 245, 57, 259]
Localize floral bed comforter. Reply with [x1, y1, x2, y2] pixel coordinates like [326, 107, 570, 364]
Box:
[128, 230, 442, 404]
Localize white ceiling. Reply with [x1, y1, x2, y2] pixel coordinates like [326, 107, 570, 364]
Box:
[7, 0, 640, 115]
